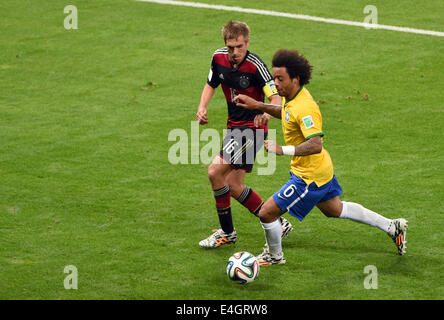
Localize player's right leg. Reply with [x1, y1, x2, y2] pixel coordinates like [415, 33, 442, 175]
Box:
[198, 228, 237, 248]
[255, 197, 286, 266]
[256, 172, 330, 265]
[199, 155, 237, 248]
[226, 169, 293, 239]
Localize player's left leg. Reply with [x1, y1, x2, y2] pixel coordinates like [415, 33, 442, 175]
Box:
[226, 170, 245, 198]
[317, 196, 392, 231]
[317, 196, 408, 255]
[226, 169, 264, 217]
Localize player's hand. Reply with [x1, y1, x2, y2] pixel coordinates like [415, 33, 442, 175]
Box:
[264, 140, 283, 155]
[196, 107, 208, 125]
[233, 94, 261, 110]
[253, 113, 272, 128]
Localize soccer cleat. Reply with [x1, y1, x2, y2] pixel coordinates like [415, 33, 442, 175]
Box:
[280, 217, 293, 239]
[199, 228, 237, 248]
[387, 218, 408, 255]
[255, 246, 286, 266]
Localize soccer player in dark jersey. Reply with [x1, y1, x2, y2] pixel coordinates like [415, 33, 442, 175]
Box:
[196, 21, 293, 248]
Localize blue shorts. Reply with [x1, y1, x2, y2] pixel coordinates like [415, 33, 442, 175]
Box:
[272, 173, 343, 221]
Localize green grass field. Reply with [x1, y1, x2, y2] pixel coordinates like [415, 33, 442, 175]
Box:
[1, 0, 443, 300]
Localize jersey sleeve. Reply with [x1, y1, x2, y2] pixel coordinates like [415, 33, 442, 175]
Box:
[249, 53, 277, 99]
[262, 80, 278, 99]
[206, 55, 220, 88]
[294, 103, 324, 140]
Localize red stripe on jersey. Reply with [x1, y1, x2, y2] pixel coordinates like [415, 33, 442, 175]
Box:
[221, 84, 265, 103]
[237, 58, 258, 74]
[213, 52, 231, 69]
[213, 51, 259, 75]
[227, 118, 269, 132]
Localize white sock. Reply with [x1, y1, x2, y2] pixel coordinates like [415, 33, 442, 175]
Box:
[261, 219, 283, 255]
[339, 201, 393, 233]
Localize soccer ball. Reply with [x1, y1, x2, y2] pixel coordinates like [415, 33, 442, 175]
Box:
[226, 251, 259, 284]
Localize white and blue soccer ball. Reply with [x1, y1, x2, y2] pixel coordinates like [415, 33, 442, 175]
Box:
[226, 251, 260, 284]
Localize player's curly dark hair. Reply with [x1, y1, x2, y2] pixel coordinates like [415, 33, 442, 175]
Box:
[272, 49, 313, 86]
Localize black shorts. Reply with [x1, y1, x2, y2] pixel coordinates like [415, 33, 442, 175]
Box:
[219, 127, 266, 172]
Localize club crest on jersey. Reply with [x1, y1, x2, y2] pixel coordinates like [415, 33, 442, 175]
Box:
[285, 111, 290, 122]
[239, 76, 250, 89]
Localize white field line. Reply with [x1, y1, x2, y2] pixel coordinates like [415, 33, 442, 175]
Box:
[136, 0, 444, 37]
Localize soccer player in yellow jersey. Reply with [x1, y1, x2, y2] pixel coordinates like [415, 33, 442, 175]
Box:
[234, 49, 408, 265]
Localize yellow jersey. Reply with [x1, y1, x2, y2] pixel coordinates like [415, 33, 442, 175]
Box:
[281, 86, 334, 187]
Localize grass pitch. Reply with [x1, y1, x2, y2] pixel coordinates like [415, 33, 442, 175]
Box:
[1, 0, 443, 300]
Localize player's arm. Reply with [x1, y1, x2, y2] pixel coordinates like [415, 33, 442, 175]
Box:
[265, 135, 323, 156]
[263, 79, 281, 118]
[197, 53, 220, 125]
[268, 93, 281, 106]
[267, 94, 282, 118]
[196, 83, 216, 125]
[252, 94, 281, 127]
[233, 94, 282, 119]
[262, 77, 281, 119]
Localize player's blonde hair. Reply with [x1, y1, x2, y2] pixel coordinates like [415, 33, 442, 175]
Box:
[222, 20, 250, 42]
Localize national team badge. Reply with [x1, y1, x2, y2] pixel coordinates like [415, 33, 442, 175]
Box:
[285, 111, 290, 122]
[239, 76, 250, 89]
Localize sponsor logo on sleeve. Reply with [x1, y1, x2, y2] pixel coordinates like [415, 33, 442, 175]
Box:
[302, 115, 314, 129]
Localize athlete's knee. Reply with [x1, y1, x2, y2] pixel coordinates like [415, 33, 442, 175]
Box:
[317, 197, 343, 218]
[258, 209, 273, 223]
[325, 211, 340, 218]
[321, 207, 342, 218]
[207, 165, 217, 182]
[330, 201, 344, 217]
[207, 163, 223, 183]
[258, 202, 281, 223]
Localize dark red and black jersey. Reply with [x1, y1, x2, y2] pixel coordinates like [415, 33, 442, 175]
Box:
[207, 48, 274, 131]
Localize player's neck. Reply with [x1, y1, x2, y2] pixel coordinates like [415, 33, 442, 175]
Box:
[286, 84, 302, 101]
[230, 60, 240, 70]
[229, 52, 248, 69]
